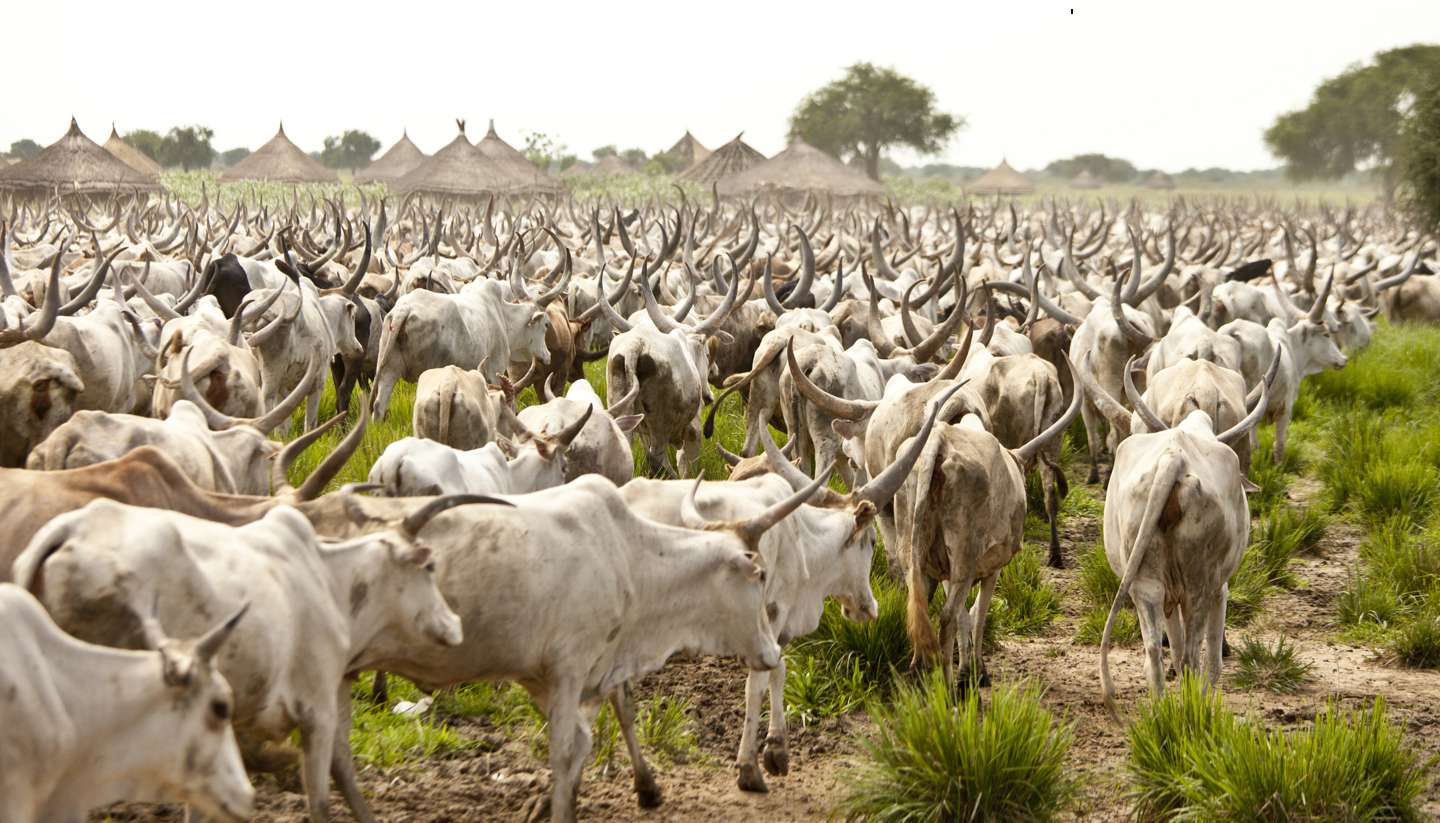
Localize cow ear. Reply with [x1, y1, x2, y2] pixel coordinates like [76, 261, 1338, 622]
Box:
[1241, 477, 1261, 494]
[832, 419, 865, 440]
[496, 439, 518, 458]
[406, 545, 433, 567]
[614, 413, 643, 433]
[158, 645, 196, 688]
[729, 552, 765, 582]
[527, 312, 546, 326]
[851, 498, 878, 528]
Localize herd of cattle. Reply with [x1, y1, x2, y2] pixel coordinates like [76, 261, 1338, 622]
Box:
[0, 189, 1434, 821]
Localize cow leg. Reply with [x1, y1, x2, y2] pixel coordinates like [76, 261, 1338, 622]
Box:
[1043, 462, 1065, 568]
[679, 421, 703, 479]
[967, 573, 998, 687]
[1273, 408, 1291, 465]
[298, 699, 339, 822]
[610, 684, 661, 808]
[938, 574, 974, 687]
[1203, 591, 1228, 686]
[735, 669, 770, 793]
[331, 356, 350, 413]
[741, 380, 774, 456]
[537, 683, 588, 823]
[370, 364, 401, 421]
[762, 657, 790, 776]
[877, 513, 904, 580]
[1134, 593, 1167, 697]
[330, 681, 379, 823]
[1164, 609, 1185, 678]
[304, 382, 322, 432]
[1080, 399, 1104, 484]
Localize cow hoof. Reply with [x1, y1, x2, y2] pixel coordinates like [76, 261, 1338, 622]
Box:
[977, 668, 991, 688]
[1047, 550, 1065, 569]
[737, 762, 769, 793]
[762, 743, 790, 776]
[1222, 636, 1232, 658]
[522, 794, 551, 822]
[634, 775, 663, 809]
[1086, 467, 1099, 484]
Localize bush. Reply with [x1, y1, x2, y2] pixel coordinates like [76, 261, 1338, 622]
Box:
[1391, 606, 1440, 669]
[1127, 673, 1433, 821]
[990, 544, 1061, 636]
[1232, 636, 1314, 693]
[1075, 607, 1140, 646]
[840, 674, 1075, 822]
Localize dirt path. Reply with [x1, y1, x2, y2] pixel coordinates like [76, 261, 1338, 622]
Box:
[98, 476, 1440, 822]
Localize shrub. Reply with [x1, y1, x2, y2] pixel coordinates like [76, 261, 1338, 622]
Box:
[1126, 673, 1233, 820]
[1075, 607, 1141, 647]
[990, 544, 1061, 636]
[840, 674, 1075, 822]
[1232, 636, 1314, 693]
[1391, 606, 1440, 669]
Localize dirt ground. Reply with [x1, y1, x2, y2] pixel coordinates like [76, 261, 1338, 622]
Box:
[99, 477, 1440, 822]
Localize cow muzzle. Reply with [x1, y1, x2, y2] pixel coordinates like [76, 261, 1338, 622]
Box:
[430, 611, 464, 647]
[748, 637, 783, 672]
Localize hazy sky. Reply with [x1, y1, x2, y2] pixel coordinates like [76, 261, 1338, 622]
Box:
[8, 0, 1436, 171]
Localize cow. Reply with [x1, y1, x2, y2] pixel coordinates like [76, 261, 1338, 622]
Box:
[13, 494, 490, 823]
[518, 378, 643, 485]
[1098, 383, 1268, 714]
[371, 277, 552, 420]
[412, 364, 526, 450]
[0, 584, 254, 823]
[899, 363, 1082, 686]
[368, 406, 591, 496]
[0, 340, 83, 467]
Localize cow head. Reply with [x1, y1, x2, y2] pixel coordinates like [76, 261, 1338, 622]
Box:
[349, 530, 464, 649]
[1287, 317, 1348, 375]
[139, 605, 256, 822]
[0, 341, 83, 467]
[520, 310, 552, 365]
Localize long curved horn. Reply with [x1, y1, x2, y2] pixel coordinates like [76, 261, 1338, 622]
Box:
[638, 257, 683, 332]
[0, 244, 64, 346]
[1110, 273, 1152, 346]
[1374, 245, 1426, 291]
[607, 382, 639, 415]
[759, 425, 821, 493]
[820, 256, 846, 313]
[782, 225, 815, 308]
[1130, 225, 1177, 304]
[399, 493, 515, 538]
[1013, 357, 1084, 464]
[906, 272, 968, 362]
[761, 255, 786, 315]
[294, 397, 372, 501]
[243, 277, 304, 348]
[870, 220, 902, 281]
[550, 403, 593, 447]
[786, 338, 878, 421]
[732, 466, 833, 547]
[271, 411, 347, 493]
[1307, 265, 1335, 324]
[0, 221, 16, 298]
[338, 222, 371, 296]
[861, 265, 898, 357]
[1245, 346, 1283, 407]
[58, 242, 123, 315]
[899, 279, 927, 347]
[1122, 356, 1167, 432]
[1217, 380, 1269, 445]
[689, 253, 742, 336]
[194, 602, 250, 664]
[124, 262, 181, 322]
[855, 381, 964, 506]
[1074, 352, 1132, 437]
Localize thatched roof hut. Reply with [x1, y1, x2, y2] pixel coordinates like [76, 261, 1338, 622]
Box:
[475, 120, 563, 194]
[1070, 169, 1102, 190]
[1143, 171, 1176, 190]
[354, 130, 428, 185]
[717, 139, 884, 198]
[677, 133, 765, 186]
[663, 130, 711, 171]
[103, 125, 163, 177]
[0, 118, 160, 194]
[218, 123, 336, 183]
[393, 120, 515, 198]
[967, 159, 1034, 195]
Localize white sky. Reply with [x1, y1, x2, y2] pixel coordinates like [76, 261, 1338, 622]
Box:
[7, 0, 1437, 171]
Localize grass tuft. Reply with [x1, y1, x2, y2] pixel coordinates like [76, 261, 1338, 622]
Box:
[1231, 636, 1313, 693]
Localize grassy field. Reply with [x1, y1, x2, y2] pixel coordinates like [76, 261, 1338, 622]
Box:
[267, 321, 1439, 820]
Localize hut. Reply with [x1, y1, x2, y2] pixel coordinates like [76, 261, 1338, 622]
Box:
[354, 130, 428, 185]
[0, 118, 160, 195]
[1070, 169, 1102, 190]
[716, 139, 884, 198]
[218, 123, 336, 183]
[475, 120, 563, 194]
[1143, 171, 1176, 190]
[103, 124, 163, 177]
[967, 159, 1034, 195]
[662, 130, 711, 171]
[677, 133, 766, 187]
[392, 120, 515, 199]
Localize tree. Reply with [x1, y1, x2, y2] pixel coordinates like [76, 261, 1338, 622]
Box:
[8, 139, 41, 160]
[218, 148, 250, 168]
[522, 131, 568, 172]
[620, 148, 648, 167]
[1044, 153, 1138, 183]
[1400, 80, 1440, 230]
[123, 129, 165, 163]
[160, 126, 216, 171]
[1265, 44, 1440, 201]
[319, 130, 381, 172]
[789, 62, 962, 181]
[592, 145, 618, 161]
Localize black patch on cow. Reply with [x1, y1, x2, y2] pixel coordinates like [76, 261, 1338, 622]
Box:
[1417, 262, 1434, 276]
[605, 624, 621, 643]
[204, 368, 230, 412]
[203, 255, 254, 319]
[1225, 259, 1272, 282]
[349, 581, 369, 616]
[636, 353, 659, 381]
[29, 379, 52, 420]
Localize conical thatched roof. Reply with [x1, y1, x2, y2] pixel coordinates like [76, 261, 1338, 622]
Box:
[354, 130, 428, 185]
[1070, 169, 1101, 189]
[475, 120, 563, 194]
[677, 133, 766, 186]
[218, 123, 336, 183]
[968, 159, 1034, 195]
[1143, 171, 1176, 190]
[393, 121, 515, 198]
[663, 130, 711, 170]
[103, 125, 163, 177]
[716, 139, 884, 198]
[0, 118, 160, 194]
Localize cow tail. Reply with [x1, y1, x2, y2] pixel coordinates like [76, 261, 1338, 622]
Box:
[1101, 451, 1184, 719]
[438, 376, 455, 445]
[376, 311, 407, 381]
[1032, 373, 1048, 461]
[905, 433, 946, 667]
[13, 517, 77, 597]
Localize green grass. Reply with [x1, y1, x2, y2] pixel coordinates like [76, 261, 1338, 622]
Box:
[839, 673, 1075, 822]
[347, 675, 481, 768]
[1231, 636, 1314, 694]
[785, 576, 912, 723]
[1126, 673, 1433, 822]
[990, 543, 1062, 636]
[1073, 542, 1141, 646]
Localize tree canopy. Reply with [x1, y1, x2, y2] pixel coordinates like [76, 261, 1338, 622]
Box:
[218, 147, 251, 168]
[1400, 80, 1440, 230]
[1265, 44, 1440, 199]
[8, 139, 41, 160]
[122, 130, 165, 162]
[160, 126, 216, 171]
[789, 62, 961, 181]
[320, 130, 380, 171]
[1044, 153, 1138, 183]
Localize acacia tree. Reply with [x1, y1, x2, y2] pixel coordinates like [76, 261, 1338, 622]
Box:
[161, 126, 216, 171]
[1045, 153, 1138, 183]
[1400, 81, 1440, 230]
[1265, 44, 1440, 201]
[8, 139, 41, 159]
[123, 129, 165, 162]
[320, 130, 380, 172]
[790, 63, 962, 181]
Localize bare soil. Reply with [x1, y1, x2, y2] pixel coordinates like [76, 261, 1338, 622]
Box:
[98, 476, 1440, 822]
